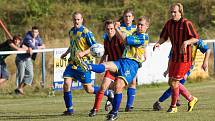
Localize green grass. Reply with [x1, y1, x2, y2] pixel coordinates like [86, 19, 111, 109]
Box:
[0, 80, 215, 121]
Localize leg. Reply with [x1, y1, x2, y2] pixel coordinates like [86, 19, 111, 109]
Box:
[179, 83, 198, 112]
[89, 61, 118, 73]
[0, 79, 6, 86]
[125, 76, 137, 112]
[89, 77, 113, 117]
[154, 75, 187, 110]
[83, 84, 98, 94]
[107, 78, 126, 120]
[18, 59, 33, 94]
[0, 62, 9, 86]
[153, 87, 171, 111]
[15, 59, 26, 95]
[166, 78, 179, 113]
[63, 77, 74, 115]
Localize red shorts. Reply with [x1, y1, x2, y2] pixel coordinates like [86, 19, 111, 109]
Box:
[104, 70, 115, 81]
[169, 61, 191, 80]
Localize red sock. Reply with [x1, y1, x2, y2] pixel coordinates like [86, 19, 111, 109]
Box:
[93, 91, 104, 110]
[171, 86, 179, 107]
[179, 83, 192, 102]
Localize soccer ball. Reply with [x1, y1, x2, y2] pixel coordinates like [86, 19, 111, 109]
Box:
[90, 43, 105, 58]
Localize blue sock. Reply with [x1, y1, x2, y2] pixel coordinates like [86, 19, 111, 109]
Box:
[89, 64, 105, 73]
[126, 88, 136, 108]
[104, 89, 112, 97]
[180, 78, 186, 85]
[158, 87, 171, 102]
[64, 91, 73, 112]
[112, 93, 122, 113]
[93, 86, 100, 94]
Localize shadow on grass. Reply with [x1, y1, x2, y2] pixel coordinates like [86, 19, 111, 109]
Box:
[0, 114, 60, 120]
[118, 107, 153, 112]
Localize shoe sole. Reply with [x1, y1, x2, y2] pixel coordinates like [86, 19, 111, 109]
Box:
[168, 110, 177, 113]
[188, 99, 198, 112]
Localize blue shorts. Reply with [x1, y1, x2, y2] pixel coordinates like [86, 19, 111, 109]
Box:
[113, 58, 139, 85]
[63, 64, 92, 84]
[0, 61, 9, 80]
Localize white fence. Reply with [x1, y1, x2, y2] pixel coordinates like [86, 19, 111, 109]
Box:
[1, 40, 215, 88]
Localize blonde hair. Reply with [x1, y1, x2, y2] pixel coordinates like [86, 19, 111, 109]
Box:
[171, 3, 184, 16]
[138, 16, 150, 26]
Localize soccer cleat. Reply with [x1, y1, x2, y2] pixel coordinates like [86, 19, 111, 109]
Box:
[106, 112, 118, 121]
[89, 108, 97, 117]
[105, 100, 113, 111]
[187, 97, 198, 112]
[167, 106, 177, 113]
[125, 106, 134, 112]
[153, 101, 163, 111]
[62, 110, 74, 116]
[176, 100, 182, 107]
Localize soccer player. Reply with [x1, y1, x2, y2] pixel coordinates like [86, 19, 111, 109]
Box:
[88, 16, 150, 120]
[89, 20, 124, 117]
[153, 39, 211, 111]
[60, 12, 112, 116]
[117, 8, 138, 112]
[0, 35, 28, 86]
[153, 3, 199, 113]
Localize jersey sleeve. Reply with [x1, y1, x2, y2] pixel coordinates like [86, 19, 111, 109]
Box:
[196, 39, 209, 54]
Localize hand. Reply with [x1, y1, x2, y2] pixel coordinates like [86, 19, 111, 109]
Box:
[201, 62, 208, 72]
[153, 43, 160, 51]
[38, 44, 46, 49]
[180, 41, 189, 54]
[60, 53, 67, 59]
[163, 70, 168, 77]
[27, 48, 33, 55]
[114, 22, 121, 29]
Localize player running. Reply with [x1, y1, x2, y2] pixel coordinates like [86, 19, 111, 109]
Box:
[153, 39, 211, 111]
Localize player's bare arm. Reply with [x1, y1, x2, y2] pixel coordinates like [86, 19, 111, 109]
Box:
[202, 49, 211, 71]
[153, 37, 166, 51]
[61, 47, 70, 59]
[180, 38, 198, 54]
[115, 22, 126, 42]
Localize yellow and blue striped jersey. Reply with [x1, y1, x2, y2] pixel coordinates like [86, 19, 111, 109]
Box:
[69, 25, 96, 63]
[122, 31, 149, 63]
[119, 23, 136, 36]
[191, 39, 209, 65]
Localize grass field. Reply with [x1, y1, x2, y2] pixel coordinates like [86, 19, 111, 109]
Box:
[0, 79, 215, 121]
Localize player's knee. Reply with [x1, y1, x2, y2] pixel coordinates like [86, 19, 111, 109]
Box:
[169, 80, 179, 88]
[83, 85, 94, 94]
[114, 80, 125, 93]
[63, 84, 69, 91]
[129, 83, 136, 88]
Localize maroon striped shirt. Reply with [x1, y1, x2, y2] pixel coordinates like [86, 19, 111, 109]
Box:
[160, 18, 199, 62]
[104, 34, 124, 61]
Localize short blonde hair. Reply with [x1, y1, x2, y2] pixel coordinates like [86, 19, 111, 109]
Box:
[171, 3, 184, 16]
[138, 16, 150, 26]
